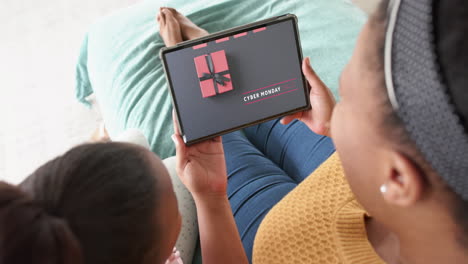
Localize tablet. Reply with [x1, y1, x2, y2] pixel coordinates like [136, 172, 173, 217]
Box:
[161, 14, 309, 145]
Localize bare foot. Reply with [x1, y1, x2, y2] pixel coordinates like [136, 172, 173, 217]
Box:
[161, 7, 209, 40]
[157, 8, 183, 46]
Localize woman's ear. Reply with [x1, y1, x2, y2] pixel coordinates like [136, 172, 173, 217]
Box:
[381, 152, 426, 207]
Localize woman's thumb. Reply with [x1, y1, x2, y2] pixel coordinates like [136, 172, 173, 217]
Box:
[302, 57, 328, 97]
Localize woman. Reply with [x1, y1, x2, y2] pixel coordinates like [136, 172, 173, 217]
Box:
[165, 0, 468, 262]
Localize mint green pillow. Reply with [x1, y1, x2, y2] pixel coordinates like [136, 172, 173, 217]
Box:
[75, 0, 365, 159]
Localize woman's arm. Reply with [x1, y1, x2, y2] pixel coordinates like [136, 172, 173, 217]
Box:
[171, 113, 248, 264]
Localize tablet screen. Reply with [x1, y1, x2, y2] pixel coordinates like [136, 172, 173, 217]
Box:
[164, 17, 308, 144]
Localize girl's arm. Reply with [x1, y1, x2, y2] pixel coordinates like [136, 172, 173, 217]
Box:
[171, 113, 248, 264]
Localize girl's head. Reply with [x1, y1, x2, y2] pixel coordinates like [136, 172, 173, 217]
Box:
[0, 142, 181, 264]
[332, 0, 468, 251]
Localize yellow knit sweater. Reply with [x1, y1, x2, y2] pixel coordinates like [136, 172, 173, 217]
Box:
[253, 153, 385, 264]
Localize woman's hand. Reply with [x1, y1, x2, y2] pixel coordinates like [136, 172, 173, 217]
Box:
[171, 111, 227, 199]
[281, 57, 336, 137]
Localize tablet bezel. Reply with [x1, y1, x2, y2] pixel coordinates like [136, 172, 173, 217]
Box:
[160, 14, 310, 145]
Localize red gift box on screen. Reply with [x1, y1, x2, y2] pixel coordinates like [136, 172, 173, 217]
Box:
[194, 50, 233, 98]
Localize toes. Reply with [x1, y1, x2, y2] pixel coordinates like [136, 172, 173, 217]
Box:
[165, 7, 179, 15]
[160, 10, 166, 26]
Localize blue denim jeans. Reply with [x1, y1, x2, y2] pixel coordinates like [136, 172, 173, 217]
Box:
[222, 119, 335, 261]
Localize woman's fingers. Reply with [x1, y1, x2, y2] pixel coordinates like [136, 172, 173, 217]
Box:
[171, 133, 185, 154]
[280, 112, 303, 125]
[280, 58, 335, 137]
[302, 57, 328, 97]
[171, 133, 188, 173]
[303, 58, 335, 136]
